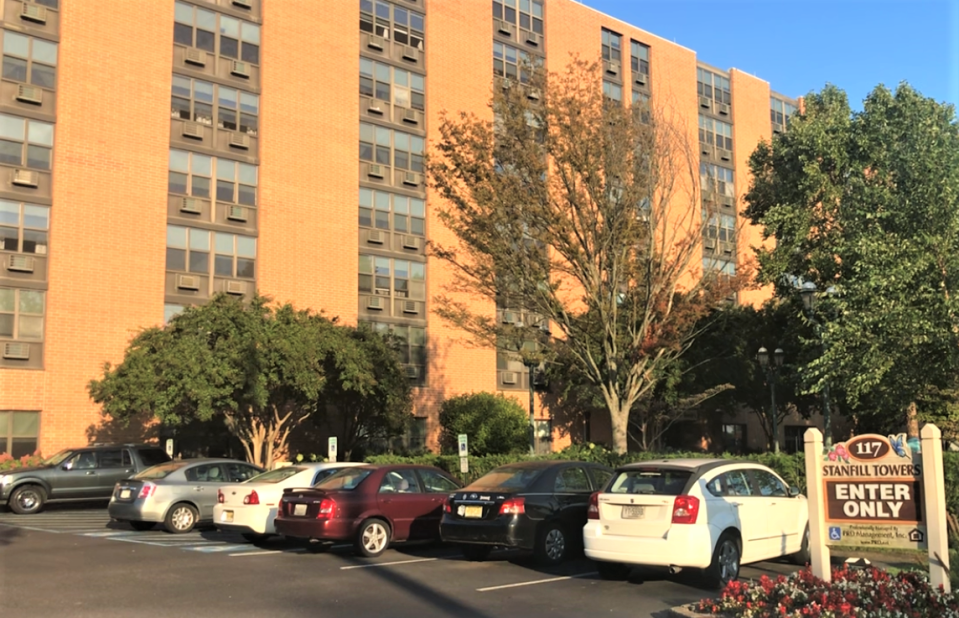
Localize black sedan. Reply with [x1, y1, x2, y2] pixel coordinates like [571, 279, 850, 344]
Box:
[440, 460, 614, 565]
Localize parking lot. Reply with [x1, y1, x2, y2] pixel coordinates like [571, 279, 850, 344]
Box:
[0, 506, 801, 618]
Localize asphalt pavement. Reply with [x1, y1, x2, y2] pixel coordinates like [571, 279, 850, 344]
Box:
[0, 507, 799, 618]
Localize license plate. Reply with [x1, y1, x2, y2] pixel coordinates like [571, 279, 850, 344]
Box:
[293, 504, 307, 517]
[119, 489, 131, 499]
[463, 505, 483, 518]
[221, 510, 234, 523]
[622, 505, 645, 519]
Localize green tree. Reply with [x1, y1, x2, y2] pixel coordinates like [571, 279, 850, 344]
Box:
[438, 392, 529, 456]
[745, 83, 959, 436]
[428, 59, 745, 454]
[88, 295, 334, 467]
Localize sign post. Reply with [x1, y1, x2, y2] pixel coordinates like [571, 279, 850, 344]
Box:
[804, 428, 832, 581]
[164, 438, 174, 458]
[921, 423, 951, 593]
[458, 434, 468, 474]
[328, 437, 337, 463]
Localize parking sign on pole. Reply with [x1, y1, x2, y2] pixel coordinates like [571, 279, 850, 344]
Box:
[328, 437, 337, 463]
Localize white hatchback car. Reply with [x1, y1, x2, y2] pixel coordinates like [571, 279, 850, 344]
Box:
[214, 462, 368, 542]
[583, 459, 809, 588]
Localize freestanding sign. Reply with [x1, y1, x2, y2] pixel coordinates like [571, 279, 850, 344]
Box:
[328, 437, 337, 463]
[458, 434, 468, 474]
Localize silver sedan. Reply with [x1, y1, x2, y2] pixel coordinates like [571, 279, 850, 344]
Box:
[108, 458, 264, 533]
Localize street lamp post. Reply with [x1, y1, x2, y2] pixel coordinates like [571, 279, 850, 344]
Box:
[800, 281, 833, 448]
[757, 346, 785, 453]
[524, 359, 537, 455]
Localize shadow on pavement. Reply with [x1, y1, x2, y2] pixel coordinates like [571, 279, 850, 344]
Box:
[0, 525, 21, 546]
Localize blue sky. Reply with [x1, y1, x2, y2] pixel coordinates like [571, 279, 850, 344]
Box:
[582, 0, 958, 111]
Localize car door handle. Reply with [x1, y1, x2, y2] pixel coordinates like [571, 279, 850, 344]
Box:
[85, 471, 96, 476]
[382, 498, 393, 504]
[194, 486, 203, 492]
[730, 502, 742, 507]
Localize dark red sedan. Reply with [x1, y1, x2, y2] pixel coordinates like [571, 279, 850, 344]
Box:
[274, 464, 462, 557]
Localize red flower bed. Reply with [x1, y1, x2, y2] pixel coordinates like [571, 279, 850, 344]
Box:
[697, 566, 959, 617]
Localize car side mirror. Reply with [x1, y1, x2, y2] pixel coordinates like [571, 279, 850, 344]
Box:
[788, 486, 801, 497]
[61, 464, 72, 471]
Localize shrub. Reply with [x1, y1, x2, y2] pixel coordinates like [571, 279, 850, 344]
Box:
[438, 392, 529, 456]
[0, 451, 44, 471]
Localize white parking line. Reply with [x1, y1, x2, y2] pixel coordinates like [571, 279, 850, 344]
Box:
[340, 558, 437, 570]
[227, 548, 309, 557]
[476, 572, 598, 592]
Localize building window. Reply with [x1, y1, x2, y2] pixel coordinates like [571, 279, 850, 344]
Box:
[632, 90, 650, 123]
[601, 28, 621, 64]
[359, 255, 425, 299]
[1, 31, 57, 90]
[0, 288, 44, 341]
[167, 226, 255, 279]
[700, 163, 735, 199]
[699, 115, 733, 151]
[0, 113, 53, 171]
[0, 411, 39, 458]
[0, 199, 48, 255]
[705, 212, 736, 243]
[697, 68, 731, 106]
[360, 0, 425, 50]
[359, 124, 424, 173]
[359, 58, 425, 111]
[359, 188, 425, 236]
[364, 321, 427, 385]
[602, 81, 622, 103]
[493, 42, 540, 84]
[169, 150, 256, 206]
[721, 423, 746, 453]
[630, 40, 649, 81]
[784, 426, 805, 454]
[163, 304, 185, 325]
[174, 2, 260, 65]
[493, 0, 544, 35]
[703, 256, 736, 277]
[216, 159, 257, 205]
[171, 76, 259, 136]
[770, 97, 797, 130]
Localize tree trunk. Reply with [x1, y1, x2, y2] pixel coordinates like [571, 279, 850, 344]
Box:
[906, 401, 920, 439]
[610, 405, 629, 454]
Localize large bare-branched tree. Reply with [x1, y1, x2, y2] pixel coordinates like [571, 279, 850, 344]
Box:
[429, 59, 747, 453]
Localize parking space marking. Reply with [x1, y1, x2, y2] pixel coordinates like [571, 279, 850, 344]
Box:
[340, 557, 438, 570]
[228, 548, 308, 557]
[476, 571, 598, 592]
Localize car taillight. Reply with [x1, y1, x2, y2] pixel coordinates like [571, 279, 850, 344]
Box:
[499, 497, 525, 516]
[443, 500, 451, 514]
[671, 495, 700, 524]
[316, 497, 336, 520]
[243, 490, 259, 505]
[217, 489, 224, 504]
[587, 491, 600, 520]
[138, 482, 156, 499]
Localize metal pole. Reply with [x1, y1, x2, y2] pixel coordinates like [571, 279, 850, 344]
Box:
[528, 365, 536, 455]
[814, 320, 832, 448]
[771, 372, 779, 454]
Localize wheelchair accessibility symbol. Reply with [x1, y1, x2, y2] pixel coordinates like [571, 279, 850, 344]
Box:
[829, 526, 842, 541]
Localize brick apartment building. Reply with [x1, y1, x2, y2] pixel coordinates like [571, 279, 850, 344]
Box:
[0, 0, 804, 459]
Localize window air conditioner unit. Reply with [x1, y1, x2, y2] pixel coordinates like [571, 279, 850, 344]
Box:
[634, 73, 648, 86]
[15, 84, 42, 105]
[502, 310, 518, 324]
[401, 46, 420, 62]
[524, 31, 541, 46]
[366, 296, 385, 310]
[12, 169, 38, 188]
[20, 3, 47, 24]
[495, 19, 514, 36]
[772, 122, 784, 134]
[402, 235, 421, 250]
[367, 35, 385, 51]
[718, 103, 730, 116]
[6, 254, 35, 272]
[721, 241, 735, 255]
[502, 371, 518, 385]
[703, 239, 717, 251]
[227, 205, 247, 222]
[604, 60, 620, 76]
[405, 365, 420, 379]
[366, 99, 385, 115]
[367, 229, 385, 244]
[184, 48, 205, 67]
[701, 144, 712, 158]
[699, 96, 711, 109]
[229, 132, 251, 150]
[180, 197, 202, 214]
[718, 148, 732, 162]
[232, 0, 253, 8]
[403, 172, 421, 187]
[402, 108, 419, 125]
[231, 60, 250, 78]
[720, 195, 735, 209]
[2, 342, 29, 360]
[181, 122, 204, 139]
[367, 164, 385, 179]
[226, 280, 246, 295]
[177, 274, 200, 290]
[526, 87, 541, 101]
[403, 301, 419, 314]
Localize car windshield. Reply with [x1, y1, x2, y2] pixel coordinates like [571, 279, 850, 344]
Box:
[134, 461, 187, 480]
[139, 448, 172, 467]
[247, 467, 305, 484]
[468, 467, 543, 491]
[314, 467, 372, 490]
[608, 468, 692, 495]
[45, 450, 73, 467]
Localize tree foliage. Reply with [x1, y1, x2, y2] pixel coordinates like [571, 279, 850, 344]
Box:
[428, 59, 747, 454]
[438, 392, 529, 456]
[745, 83, 959, 436]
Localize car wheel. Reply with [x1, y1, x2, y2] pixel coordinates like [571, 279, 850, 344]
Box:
[460, 544, 492, 562]
[9, 485, 45, 515]
[355, 519, 391, 558]
[534, 522, 569, 566]
[595, 561, 631, 580]
[791, 525, 811, 565]
[242, 532, 271, 544]
[129, 521, 155, 531]
[703, 533, 741, 590]
[164, 503, 198, 534]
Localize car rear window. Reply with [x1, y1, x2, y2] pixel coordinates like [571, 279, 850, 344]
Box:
[248, 467, 305, 484]
[608, 468, 692, 496]
[314, 467, 372, 490]
[467, 467, 543, 491]
[138, 448, 172, 467]
[134, 461, 187, 480]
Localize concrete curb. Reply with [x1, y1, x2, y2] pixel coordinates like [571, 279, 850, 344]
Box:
[664, 605, 708, 618]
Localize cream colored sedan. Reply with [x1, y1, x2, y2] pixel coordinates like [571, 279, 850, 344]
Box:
[214, 462, 368, 542]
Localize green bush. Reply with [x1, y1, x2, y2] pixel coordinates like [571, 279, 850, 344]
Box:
[437, 392, 529, 456]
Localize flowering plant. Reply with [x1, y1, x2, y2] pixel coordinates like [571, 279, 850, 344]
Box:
[0, 451, 45, 471]
[696, 566, 959, 617]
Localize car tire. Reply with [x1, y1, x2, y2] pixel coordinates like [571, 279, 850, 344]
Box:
[460, 544, 492, 562]
[534, 522, 569, 566]
[354, 518, 391, 558]
[9, 485, 45, 515]
[129, 521, 155, 531]
[595, 561, 632, 580]
[164, 503, 198, 534]
[703, 532, 741, 590]
[790, 525, 811, 566]
[242, 532, 270, 543]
